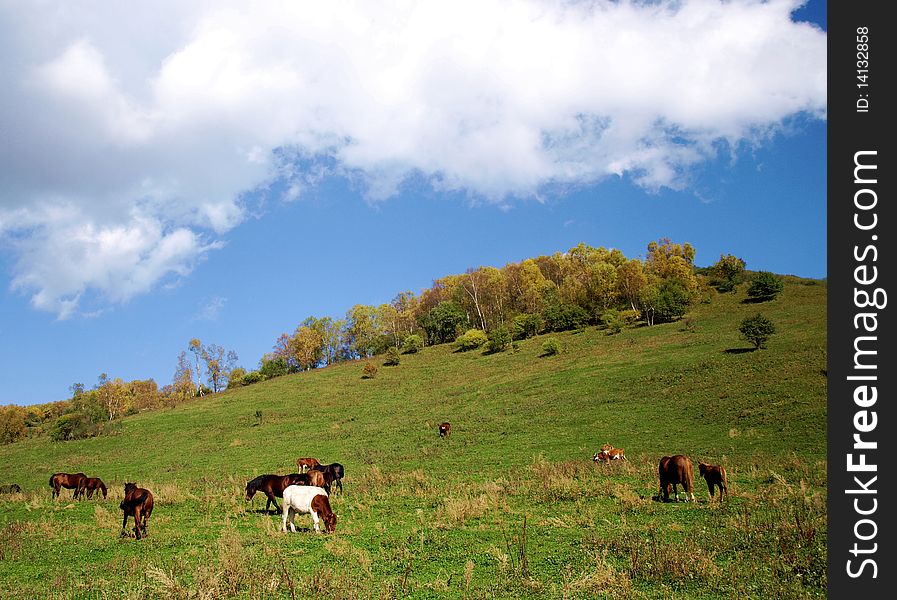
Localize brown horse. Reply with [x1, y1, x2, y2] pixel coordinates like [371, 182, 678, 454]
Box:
[658, 455, 696, 502]
[85, 477, 108, 499]
[120, 483, 154, 539]
[50, 472, 87, 499]
[309, 463, 345, 494]
[698, 462, 729, 501]
[295, 457, 321, 472]
[245, 473, 309, 513]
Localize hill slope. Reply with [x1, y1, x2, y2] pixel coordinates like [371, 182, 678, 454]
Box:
[0, 279, 827, 599]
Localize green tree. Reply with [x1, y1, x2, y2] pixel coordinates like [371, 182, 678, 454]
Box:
[201, 344, 239, 392]
[542, 297, 590, 332]
[617, 259, 648, 313]
[171, 351, 197, 403]
[290, 326, 325, 371]
[646, 238, 698, 293]
[650, 280, 692, 323]
[739, 313, 777, 349]
[96, 373, 127, 421]
[259, 355, 291, 379]
[346, 304, 379, 358]
[711, 254, 746, 292]
[486, 325, 512, 353]
[419, 301, 468, 345]
[513, 313, 543, 340]
[747, 271, 784, 301]
[227, 367, 248, 388]
[402, 334, 424, 354]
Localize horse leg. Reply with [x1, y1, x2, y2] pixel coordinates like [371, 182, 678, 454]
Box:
[266, 493, 280, 514]
[311, 510, 320, 533]
[134, 507, 143, 539]
[121, 513, 130, 537]
[337, 478, 343, 494]
[141, 512, 149, 538]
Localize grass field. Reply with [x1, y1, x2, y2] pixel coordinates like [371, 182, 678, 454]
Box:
[0, 278, 827, 599]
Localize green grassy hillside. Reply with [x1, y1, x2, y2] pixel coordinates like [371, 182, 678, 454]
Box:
[0, 279, 827, 599]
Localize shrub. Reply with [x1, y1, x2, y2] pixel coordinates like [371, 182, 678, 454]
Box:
[485, 326, 512, 353]
[739, 313, 777, 349]
[541, 338, 562, 356]
[383, 347, 401, 366]
[361, 362, 378, 379]
[241, 371, 264, 385]
[600, 310, 623, 334]
[747, 271, 784, 301]
[513, 313, 543, 340]
[402, 334, 423, 354]
[49, 412, 100, 442]
[543, 302, 590, 332]
[455, 329, 488, 351]
[259, 357, 291, 379]
[226, 367, 247, 388]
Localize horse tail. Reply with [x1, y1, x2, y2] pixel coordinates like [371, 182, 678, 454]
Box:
[49, 474, 55, 487]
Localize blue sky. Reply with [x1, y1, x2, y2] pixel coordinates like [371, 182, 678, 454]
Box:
[0, 1, 826, 406]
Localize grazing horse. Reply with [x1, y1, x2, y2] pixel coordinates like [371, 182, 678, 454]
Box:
[0, 484, 22, 494]
[658, 455, 696, 502]
[439, 422, 452, 438]
[698, 462, 729, 501]
[281, 485, 336, 534]
[245, 473, 309, 513]
[120, 483, 154, 539]
[50, 472, 87, 499]
[295, 457, 321, 472]
[306, 470, 326, 489]
[85, 477, 108, 499]
[310, 463, 345, 494]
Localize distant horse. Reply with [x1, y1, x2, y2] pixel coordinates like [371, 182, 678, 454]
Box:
[295, 457, 321, 472]
[120, 483, 154, 539]
[309, 463, 345, 494]
[85, 477, 108, 499]
[50, 472, 87, 499]
[0, 484, 22, 494]
[439, 422, 452, 438]
[281, 485, 337, 534]
[245, 473, 309, 513]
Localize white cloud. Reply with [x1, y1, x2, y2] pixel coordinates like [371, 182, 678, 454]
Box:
[195, 296, 227, 322]
[0, 0, 826, 317]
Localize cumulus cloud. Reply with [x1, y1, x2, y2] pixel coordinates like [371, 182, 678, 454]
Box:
[0, 0, 826, 317]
